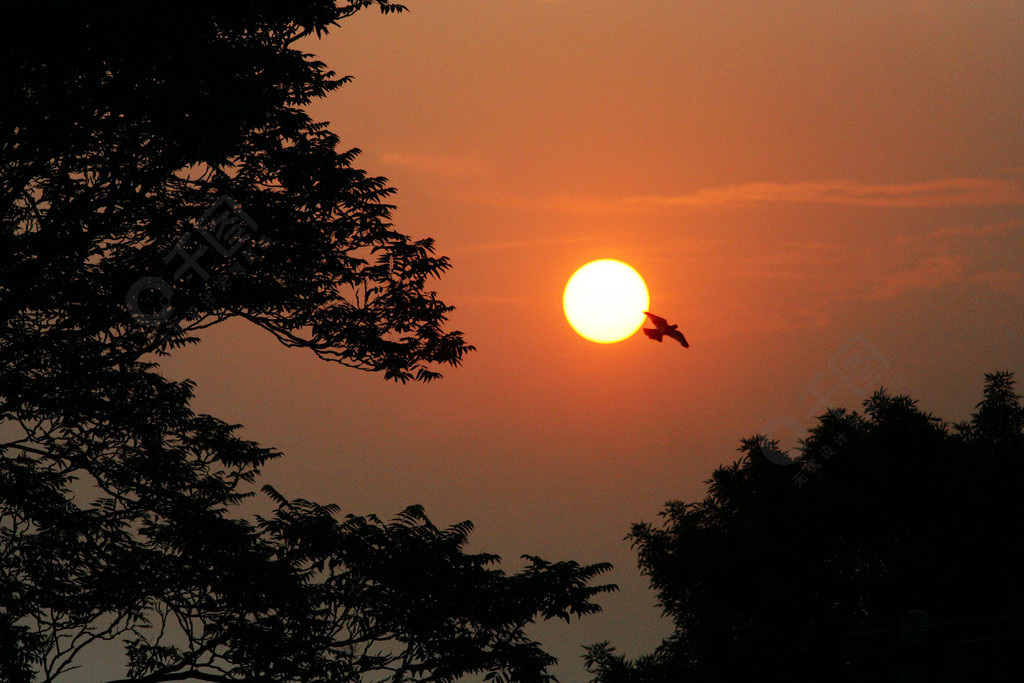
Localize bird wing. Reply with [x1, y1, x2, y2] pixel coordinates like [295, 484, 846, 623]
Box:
[666, 329, 690, 348]
[643, 311, 670, 329]
[643, 328, 664, 342]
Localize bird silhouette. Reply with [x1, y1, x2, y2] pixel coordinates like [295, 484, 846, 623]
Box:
[643, 312, 689, 348]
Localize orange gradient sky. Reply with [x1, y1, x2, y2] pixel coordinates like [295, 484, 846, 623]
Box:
[162, 2, 1023, 678]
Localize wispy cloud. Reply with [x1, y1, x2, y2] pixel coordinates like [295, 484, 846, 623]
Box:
[622, 176, 1024, 209]
[870, 253, 970, 298]
[972, 268, 1024, 296]
[446, 235, 597, 255]
[727, 220, 1024, 301]
[864, 221, 1024, 298]
[443, 294, 534, 306]
[377, 152, 490, 180]
[372, 167, 1024, 215]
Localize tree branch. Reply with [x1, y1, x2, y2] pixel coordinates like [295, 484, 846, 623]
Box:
[104, 672, 246, 683]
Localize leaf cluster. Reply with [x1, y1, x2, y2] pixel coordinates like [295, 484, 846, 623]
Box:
[0, 2, 616, 681]
[1, 0, 468, 384]
[586, 373, 1024, 682]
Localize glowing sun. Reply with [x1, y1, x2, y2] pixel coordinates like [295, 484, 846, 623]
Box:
[563, 259, 650, 343]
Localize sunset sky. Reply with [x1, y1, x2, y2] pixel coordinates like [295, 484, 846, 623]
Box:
[162, 2, 1023, 678]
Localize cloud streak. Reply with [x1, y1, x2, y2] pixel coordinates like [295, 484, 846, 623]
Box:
[728, 221, 1024, 301]
[870, 253, 970, 298]
[378, 152, 490, 181]
[622, 176, 1024, 209]
[446, 235, 601, 255]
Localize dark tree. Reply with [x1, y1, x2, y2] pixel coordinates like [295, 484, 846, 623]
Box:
[1, 0, 471, 382]
[586, 373, 1024, 682]
[0, 2, 615, 681]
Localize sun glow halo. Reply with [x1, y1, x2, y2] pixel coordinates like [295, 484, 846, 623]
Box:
[563, 260, 649, 343]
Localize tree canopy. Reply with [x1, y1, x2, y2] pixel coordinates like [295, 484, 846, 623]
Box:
[585, 372, 1024, 682]
[0, 2, 615, 681]
[2, 0, 471, 383]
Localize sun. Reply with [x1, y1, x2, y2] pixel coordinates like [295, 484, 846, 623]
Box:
[563, 260, 650, 343]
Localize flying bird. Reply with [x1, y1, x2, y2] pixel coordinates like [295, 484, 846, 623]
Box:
[643, 312, 689, 348]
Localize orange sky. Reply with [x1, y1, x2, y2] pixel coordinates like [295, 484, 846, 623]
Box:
[165, 2, 1024, 678]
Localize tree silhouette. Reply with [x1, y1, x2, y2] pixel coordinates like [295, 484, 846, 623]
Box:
[586, 373, 1024, 682]
[0, 2, 615, 681]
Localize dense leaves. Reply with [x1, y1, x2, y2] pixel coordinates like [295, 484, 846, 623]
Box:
[0, 2, 614, 681]
[1, 0, 471, 383]
[586, 372, 1024, 682]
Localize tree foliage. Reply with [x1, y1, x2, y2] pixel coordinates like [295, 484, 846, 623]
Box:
[0, 2, 615, 681]
[1, 0, 470, 383]
[586, 373, 1024, 682]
